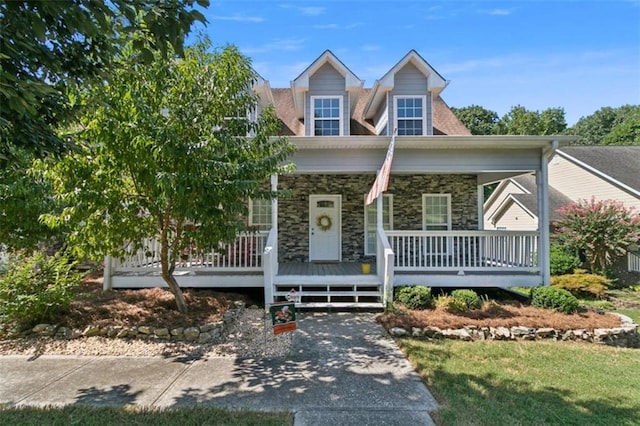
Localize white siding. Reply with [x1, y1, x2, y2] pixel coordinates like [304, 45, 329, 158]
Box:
[491, 200, 538, 231]
[549, 155, 640, 209]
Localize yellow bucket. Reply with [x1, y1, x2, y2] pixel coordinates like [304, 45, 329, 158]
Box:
[361, 263, 371, 274]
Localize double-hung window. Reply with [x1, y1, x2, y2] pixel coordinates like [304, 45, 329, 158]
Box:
[364, 195, 393, 255]
[248, 198, 272, 230]
[312, 96, 342, 136]
[422, 194, 451, 254]
[395, 96, 426, 136]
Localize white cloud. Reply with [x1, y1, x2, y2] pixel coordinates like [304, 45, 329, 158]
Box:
[482, 8, 513, 16]
[362, 45, 380, 52]
[242, 38, 306, 54]
[279, 4, 326, 16]
[210, 15, 264, 23]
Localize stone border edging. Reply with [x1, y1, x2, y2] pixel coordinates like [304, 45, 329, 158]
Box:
[388, 313, 639, 348]
[22, 301, 246, 344]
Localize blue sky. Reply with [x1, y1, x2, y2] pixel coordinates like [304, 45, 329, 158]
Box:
[192, 1, 640, 126]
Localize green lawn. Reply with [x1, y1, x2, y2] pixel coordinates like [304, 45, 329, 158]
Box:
[0, 405, 293, 426]
[400, 339, 640, 426]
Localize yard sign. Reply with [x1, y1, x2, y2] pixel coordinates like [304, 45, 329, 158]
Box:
[269, 302, 297, 335]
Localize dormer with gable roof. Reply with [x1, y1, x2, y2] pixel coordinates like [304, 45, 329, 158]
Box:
[363, 50, 448, 136]
[290, 50, 364, 136]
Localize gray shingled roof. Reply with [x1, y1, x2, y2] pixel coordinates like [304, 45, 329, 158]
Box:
[559, 146, 640, 192]
[511, 174, 572, 221]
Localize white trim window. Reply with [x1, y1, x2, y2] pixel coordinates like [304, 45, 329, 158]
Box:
[248, 198, 272, 230]
[364, 194, 393, 255]
[422, 194, 451, 230]
[312, 96, 343, 136]
[394, 96, 426, 136]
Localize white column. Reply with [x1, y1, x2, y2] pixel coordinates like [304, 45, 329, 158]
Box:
[477, 184, 485, 230]
[538, 141, 557, 286]
[103, 256, 112, 291]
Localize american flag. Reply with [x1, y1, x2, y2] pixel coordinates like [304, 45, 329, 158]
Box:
[365, 130, 397, 206]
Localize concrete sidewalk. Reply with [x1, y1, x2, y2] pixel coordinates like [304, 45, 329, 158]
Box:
[0, 312, 438, 425]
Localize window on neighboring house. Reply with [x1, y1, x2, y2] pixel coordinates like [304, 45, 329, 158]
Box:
[422, 193, 451, 255]
[364, 195, 393, 255]
[312, 96, 342, 136]
[248, 198, 272, 230]
[395, 96, 426, 136]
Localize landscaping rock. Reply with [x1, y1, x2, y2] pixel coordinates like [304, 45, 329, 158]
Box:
[83, 325, 101, 337]
[184, 327, 200, 340]
[535, 328, 556, 339]
[389, 327, 408, 337]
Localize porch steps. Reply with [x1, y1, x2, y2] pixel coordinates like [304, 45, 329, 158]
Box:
[273, 274, 384, 309]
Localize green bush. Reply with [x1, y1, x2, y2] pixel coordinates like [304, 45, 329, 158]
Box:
[551, 271, 611, 299]
[435, 295, 469, 313]
[450, 289, 482, 310]
[531, 286, 579, 314]
[0, 251, 81, 328]
[549, 243, 581, 276]
[395, 286, 433, 310]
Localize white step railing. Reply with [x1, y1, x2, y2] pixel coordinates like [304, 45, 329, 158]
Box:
[386, 230, 539, 272]
[112, 231, 268, 272]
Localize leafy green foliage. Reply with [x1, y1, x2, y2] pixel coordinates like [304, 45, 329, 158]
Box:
[0, 0, 208, 163]
[450, 105, 498, 135]
[395, 286, 433, 310]
[549, 242, 581, 276]
[495, 105, 567, 135]
[556, 197, 640, 275]
[450, 289, 482, 310]
[435, 295, 469, 313]
[0, 251, 81, 327]
[551, 271, 611, 299]
[39, 40, 295, 313]
[530, 286, 579, 314]
[570, 105, 640, 146]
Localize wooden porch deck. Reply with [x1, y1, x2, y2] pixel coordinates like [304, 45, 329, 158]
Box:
[278, 261, 375, 276]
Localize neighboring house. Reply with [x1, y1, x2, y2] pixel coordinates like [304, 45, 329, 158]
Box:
[484, 146, 640, 282]
[104, 50, 573, 308]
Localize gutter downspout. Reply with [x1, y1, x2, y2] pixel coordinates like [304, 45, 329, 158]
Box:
[538, 140, 559, 286]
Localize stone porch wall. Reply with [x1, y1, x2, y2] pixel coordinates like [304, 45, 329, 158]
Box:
[277, 174, 478, 263]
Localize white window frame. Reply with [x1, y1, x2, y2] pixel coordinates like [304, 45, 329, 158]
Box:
[422, 193, 451, 230]
[364, 194, 393, 255]
[394, 95, 427, 136]
[248, 198, 272, 230]
[311, 95, 343, 136]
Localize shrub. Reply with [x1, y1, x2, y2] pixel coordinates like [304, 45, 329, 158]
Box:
[530, 286, 579, 314]
[395, 286, 433, 310]
[0, 251, 81, 328]
[549, 243, 581, 276]
[551, 271, 611, 299]
[435, 295, 468, 313]
[451, 289, 482, 310]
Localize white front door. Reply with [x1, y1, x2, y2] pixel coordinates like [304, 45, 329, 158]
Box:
[309, 195, 341, 261]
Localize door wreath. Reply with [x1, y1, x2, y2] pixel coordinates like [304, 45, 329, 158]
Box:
[316, 214, 332, 231]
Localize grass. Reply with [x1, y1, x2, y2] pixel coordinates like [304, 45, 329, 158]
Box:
[400, 339, 640, 426]
[0, 405, 293, 425]
[615, 308, 640, 324]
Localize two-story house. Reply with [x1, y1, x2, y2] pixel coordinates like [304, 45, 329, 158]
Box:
[104, 50, 573, 308]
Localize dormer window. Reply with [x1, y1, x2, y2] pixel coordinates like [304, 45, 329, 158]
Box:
[312, 96, 343, 136]
[394, 96, 427, 136]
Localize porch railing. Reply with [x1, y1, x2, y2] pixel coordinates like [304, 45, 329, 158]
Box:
[377, 227, 394, 305]
[386, 230, 539, 272]
[112, 231, 269, 272]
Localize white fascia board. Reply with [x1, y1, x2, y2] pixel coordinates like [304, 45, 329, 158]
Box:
[483, 179, 514, 211]
[557, 149, 640, 198]
[492, 195, 537, 224]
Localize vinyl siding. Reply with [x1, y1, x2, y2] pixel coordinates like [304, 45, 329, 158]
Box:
[491, 200, 537, 231]
[483, 181, 528, 229]
[549, 155, 640, 210]
[388, 62, 433, 136]
[306, 63, 348, 136]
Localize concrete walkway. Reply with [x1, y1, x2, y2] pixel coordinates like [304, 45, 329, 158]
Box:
[0, 312, 438, 425]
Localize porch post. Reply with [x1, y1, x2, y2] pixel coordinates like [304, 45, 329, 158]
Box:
[271, 173, 278, 256]
[477, 184, 485, 230]
[538, 141, 559, 286]
[263, 174, 278, 307]
[103, 255, 113, 291]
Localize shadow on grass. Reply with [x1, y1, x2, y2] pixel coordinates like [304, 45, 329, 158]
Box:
[402, 340, 640, 426]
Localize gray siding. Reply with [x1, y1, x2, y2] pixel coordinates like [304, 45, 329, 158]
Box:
[277, 174, 478, 262]
[387, 62, 433, 136]
[305, 63, 348, 136]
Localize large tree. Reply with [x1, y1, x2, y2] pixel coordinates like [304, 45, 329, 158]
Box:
[450, 105, 498, 135]
[570, 105, 640, 146]
[495, 105, 567, 135]
[40, 41, 295, 313]
[0, 0, 208, 163]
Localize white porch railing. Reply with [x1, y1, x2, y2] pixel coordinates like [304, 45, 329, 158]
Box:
[112, 231, 269, 272]
[629, 252, 640, 272]
[386, 230, 539, 272]
[376, 227, 394, 305]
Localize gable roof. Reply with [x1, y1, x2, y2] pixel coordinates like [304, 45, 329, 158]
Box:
[290, 50, 364, 119]
[558, 146, 640, 195]
[363, 50, 448, 120]
[271, 87, 469, 136]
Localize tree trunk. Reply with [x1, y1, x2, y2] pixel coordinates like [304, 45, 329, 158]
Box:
[160, 230, 188, 314]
